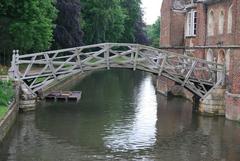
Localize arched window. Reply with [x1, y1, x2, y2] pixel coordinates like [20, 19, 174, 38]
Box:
[218, 50, 225, 64]
[219, 10, 225, 34]
[217, 50, 225, 83]
[206, 49, 214, 62]
[208, 10, 214, 36]
[227, 5, 233, 33]
[206, 49, 214, 69]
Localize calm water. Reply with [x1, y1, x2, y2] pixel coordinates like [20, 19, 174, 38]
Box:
[1, 69, 240, 161]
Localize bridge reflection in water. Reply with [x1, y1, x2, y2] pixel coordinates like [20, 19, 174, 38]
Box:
[0, 69, 240, 161]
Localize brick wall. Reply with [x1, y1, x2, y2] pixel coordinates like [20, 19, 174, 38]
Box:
[160, 0, 172, 46]
[160, 0, 185, 47]
[160, 0, 240, 120]
[170, 12, 185, 46]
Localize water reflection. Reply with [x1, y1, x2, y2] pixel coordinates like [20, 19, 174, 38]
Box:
[103, 76, 157, 151]
[0, 69, 240, 161]
[156, 95, 192, 139]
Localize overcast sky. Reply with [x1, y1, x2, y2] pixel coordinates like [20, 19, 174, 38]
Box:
[141, 0, 163, 25]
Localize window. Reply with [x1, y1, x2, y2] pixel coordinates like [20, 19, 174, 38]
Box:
[206, 49, 214, 68]
[206, 49, 214, 62]
[227, 5, 233, 33]
[219, 10, 225, 34]
[208, 10, 214, 36]
[185, 10, 197, 37]
[217, 50, 225, 83]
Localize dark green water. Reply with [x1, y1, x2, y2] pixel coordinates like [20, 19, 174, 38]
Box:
[1, 69, 240, 161]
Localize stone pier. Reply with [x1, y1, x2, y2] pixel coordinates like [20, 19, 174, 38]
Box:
[156, 76, 175, 96]
[199, 88, 226, 116]
[156, 76, 194, 102]
[19, 83, 37, 112]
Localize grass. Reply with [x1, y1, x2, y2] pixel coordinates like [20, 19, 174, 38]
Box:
[0, 80, 14, 119]
[88, 58, 100, 64]
[35, 77, 47, 84]
[0, 105, 7, 119]
[113, 56, 129, 63]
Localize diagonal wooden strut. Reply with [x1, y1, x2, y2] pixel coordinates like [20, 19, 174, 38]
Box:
[9, 43, 225, 100]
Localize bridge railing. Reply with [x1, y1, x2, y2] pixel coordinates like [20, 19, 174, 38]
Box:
[9, 43, 225, 100]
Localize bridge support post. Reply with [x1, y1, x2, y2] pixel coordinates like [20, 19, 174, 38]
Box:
[105, 44, 110, 70]
[199, 88, 226, 116]
[18, 82, 37, 112]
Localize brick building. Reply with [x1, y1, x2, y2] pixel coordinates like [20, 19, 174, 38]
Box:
[160, 0, 240, 121]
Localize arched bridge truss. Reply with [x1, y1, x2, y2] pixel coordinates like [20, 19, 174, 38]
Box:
[9, 43, 225, 101]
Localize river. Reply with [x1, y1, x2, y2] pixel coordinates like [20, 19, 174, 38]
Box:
[0, 69, 240, 161]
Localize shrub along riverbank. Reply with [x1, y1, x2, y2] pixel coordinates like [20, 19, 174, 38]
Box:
[0, 80, 14, 119]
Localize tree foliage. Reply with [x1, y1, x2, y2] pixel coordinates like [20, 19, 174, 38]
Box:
[0, 0, 57, 53]
[53, 0, 83, 49]
[147, 17, 160, 48]
[120, 0, 149, 45]
[81, 0, 126, 44]
[0, 0, 149, 57]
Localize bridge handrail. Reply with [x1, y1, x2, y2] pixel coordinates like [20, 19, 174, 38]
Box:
[10, 43, 226, 101]
[16, 43, 224, 68]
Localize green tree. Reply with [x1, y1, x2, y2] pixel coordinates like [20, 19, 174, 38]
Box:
[120, 0, 139, 43]
[147, 17, 160, 48]
[81, 0, 126, 44]
[120, 0, 149, 44]
[52, 0, 83, 49]
[0, 0, 57, 53]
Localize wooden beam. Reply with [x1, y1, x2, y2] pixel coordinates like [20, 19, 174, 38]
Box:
[182, 60, 197, 86]
[10, 43, 225, 98]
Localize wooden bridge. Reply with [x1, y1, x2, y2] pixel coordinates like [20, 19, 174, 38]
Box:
[9, 43, 225, 101]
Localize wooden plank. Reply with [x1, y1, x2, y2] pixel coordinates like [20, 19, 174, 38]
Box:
[133, 46, 139, 71]
[105, 44, 110, 70]
[182, 60, 197, 86]
[158, 54, 167, 76]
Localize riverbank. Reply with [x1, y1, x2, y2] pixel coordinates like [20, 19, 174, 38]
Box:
[0, 80, 14, 120]
[0, 101, 18, 142]
[0, 78, 19, 142]
[0, 106, 7, 119]
[0, 71, 91, 142]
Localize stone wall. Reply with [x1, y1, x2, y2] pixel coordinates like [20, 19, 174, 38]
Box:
[0, 102, 18, 142]
[169, 85, 194, 102]
[156, 76, 175, 96]
[160, 0, 185, 47]
[0, 82, 20, 142]
[160, 0, 240, 120]
[199, 88, 225, 116]
[156, 76, 194, 102]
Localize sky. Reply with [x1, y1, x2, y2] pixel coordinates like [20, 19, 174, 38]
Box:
[141, 0, 163, 25]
